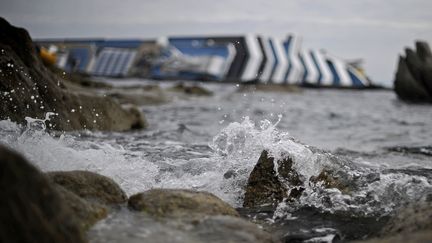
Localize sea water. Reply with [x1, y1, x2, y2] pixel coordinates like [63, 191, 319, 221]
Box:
[1, 80, 432, 240]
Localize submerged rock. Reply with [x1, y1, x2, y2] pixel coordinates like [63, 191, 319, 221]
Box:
[380, 201, 432, 236]
[355, 201, 432, 242]
[394, 41, 432, 102]
[356, 230, 432, 243]
[167, 83, 213, 96]
[47, 170, 127, 205]
[128, 188, 239, 217]
[0, 17, 146, 131]
[0, 145, 85, 243]
[192, 215, 277, 243]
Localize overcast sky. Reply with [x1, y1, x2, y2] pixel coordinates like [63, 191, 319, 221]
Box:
[1, 0, 431, 85]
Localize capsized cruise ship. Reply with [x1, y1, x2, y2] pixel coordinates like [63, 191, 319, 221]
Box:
[36, 34, 373, 88]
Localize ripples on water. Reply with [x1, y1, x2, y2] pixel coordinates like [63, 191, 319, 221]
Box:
[1, 80, 432, 237]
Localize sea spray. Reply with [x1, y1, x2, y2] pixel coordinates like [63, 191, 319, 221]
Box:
[0, 114, 431, 215]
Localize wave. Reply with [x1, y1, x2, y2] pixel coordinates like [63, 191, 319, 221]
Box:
[0, 114, 431, 216]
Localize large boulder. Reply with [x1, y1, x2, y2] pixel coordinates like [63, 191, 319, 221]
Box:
[46, 170, 127, 205]
[0, 17, 146, 131]
[394, 41, 432, 102]
[0, 145, 85, 243]
[128, 188, 239, 217]
[54, 185, 108, 231]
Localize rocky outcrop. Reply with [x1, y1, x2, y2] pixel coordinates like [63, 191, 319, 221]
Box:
[0, 145, 86, 243]
[0, 17, 146, 131]
[128, 188, 239, 217]
[243, 150, 303, 208]
[243, 150, 353, 208]
[46, 170, 127, 205]
[394, 41, 432, 102]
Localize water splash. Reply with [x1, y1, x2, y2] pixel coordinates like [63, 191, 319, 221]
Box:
[0, 114, 431, 214]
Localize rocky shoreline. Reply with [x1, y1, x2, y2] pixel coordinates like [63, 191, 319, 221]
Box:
[2, 144, 432, 242]
[1, 17, 432, 243]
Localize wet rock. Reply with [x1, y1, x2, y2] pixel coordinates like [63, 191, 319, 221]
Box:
[355, 230, 432, 243]
[128, 189, 239, 217]
[167, 83, 213, 96]
[394, 41, 432, 102]
[244, 150, 354, 208]
[380, 201, 432, 235]
[193, 215, 277, 243]
[223, 169, 237, 179]
[0, 145, 85, 243]
[0, 17, 146, 131]
[122, 104, 147, 129]
[310, 170, 351, 194]
[355, 201, 432, 243]
[243, 150, 303, 208]
[46, 170, 127, 205]
[55, 185, 108, 231]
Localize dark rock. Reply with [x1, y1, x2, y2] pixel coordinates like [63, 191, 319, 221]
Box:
[243, 150, 302, 208]
[223, 169, 237, 179]
[128, 188, 239, 217]
[0, 17, 146, 131]
[310, 170, 351, 194]
[0, 145, 85, 243]
[46, 170, 127, 205]
[394, 56, 431, 102]
[243, 150, 354, 208]
[394, 41, 432, 102]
